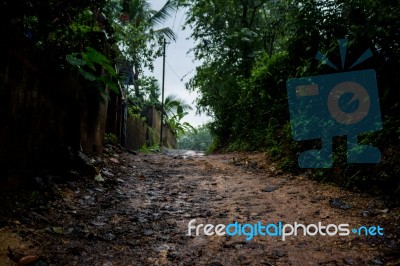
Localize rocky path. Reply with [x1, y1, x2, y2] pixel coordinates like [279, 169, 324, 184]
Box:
[1, 148, 399, 265]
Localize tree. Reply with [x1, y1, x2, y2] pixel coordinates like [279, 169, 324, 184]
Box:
[163, 94, 195, 135]
[116, 0, 178, 97]
[163, 94, 193, 119]
[183, 0, 288, 143]
[178, 124, 212, 151]
[184, 0, 400, 199]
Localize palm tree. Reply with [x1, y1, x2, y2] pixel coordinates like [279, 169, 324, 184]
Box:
[163, 94, 195, 135]
[121, 0, 178, 97]
[163, 94, 193, 119]
[125, 0, 177, 40]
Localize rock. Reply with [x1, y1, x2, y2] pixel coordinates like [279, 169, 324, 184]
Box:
[18, 255, 40, 265]
[276, 170, 284, 175]
[101, 169, 115, 178]
[110, 157, 120, 164]
[52, 226, 64, 234]
[262, 186, 279, 193]
[370, 257, 384, 265]
[343, 258, 355, 265]
[94, 174, 105, 182]
[209, 263, 223, 266]
[329, 198, 353, 209]
[272, 249, 286, 258]
[103, 232, 116, 241]
[75, 151, 98, 177]
[362, 210, 378, 217]
[380, 208, 389, 214]
[144, 229, 154, 236]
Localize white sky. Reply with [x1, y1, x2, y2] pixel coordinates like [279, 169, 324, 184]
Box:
[145, 1, 211, 127]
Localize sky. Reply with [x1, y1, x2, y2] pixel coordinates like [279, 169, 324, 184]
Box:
[145, 1, 211, 127]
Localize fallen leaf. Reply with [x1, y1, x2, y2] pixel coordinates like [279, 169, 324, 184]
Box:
[18, 255, 40, 265]
[52, 227, 64, 234]
[110, 158, 120, 164]
[95, 174, 105, 182]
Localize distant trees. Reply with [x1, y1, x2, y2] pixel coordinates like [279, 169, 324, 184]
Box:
[184, 0, 400, 146]
[178, 125, 212, 151]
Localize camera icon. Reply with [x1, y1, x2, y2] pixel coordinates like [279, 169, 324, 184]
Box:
[286, 40, 382, 168]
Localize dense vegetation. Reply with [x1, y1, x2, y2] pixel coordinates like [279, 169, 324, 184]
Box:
[2, 0, 193, 137]
[178, 125, 212, 151]
[183, 0, 400, 200]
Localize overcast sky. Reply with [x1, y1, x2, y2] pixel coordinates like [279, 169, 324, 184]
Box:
[145, 1, 211, 127]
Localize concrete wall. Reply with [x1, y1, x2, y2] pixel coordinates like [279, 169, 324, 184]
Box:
[145, 106, 161, 134]
[126, 107, 177, 150]
[162, 124, 177, 148]
[126, 117, 147, 150]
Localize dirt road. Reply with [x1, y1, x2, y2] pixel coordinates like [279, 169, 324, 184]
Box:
[1, 148, 399, 265]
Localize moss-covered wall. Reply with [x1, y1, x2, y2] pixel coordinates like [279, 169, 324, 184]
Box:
[126, 107, 177, 150]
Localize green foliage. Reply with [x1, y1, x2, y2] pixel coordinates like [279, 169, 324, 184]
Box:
[126, 76, 161, 117]
[104, 133, 119, 145]
[147, 127, 159, 147]
[178, 124, 212, 151]
[114, 0, 178, 82]
[207, 136, 221, 154]
[184, 0, 400, 200]
[116, 1, 190, 136]
[139, 143, 159, 154]
[162, 94, 195, 136]
[7, 0, 179, 105]
[66, 47, 119, 96]
[4, 1, 110, 58]
[128, 105, 142, 118]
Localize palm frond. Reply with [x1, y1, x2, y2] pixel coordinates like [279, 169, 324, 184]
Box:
[154, 27, 176, 41]
[149, 0, 179, 27]
[128, 0, 152, 24]
[164, 94, 193, 117]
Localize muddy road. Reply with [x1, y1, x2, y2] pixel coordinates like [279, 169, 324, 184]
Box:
[1, 147, 399, 265]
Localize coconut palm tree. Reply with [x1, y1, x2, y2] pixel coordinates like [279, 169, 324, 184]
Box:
[163, 94, 193, 118]
[124, 0, 177, 40]
[162, 94, 195, 135]
[119, 0, 179, 97]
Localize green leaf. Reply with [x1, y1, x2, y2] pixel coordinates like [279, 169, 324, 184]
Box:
[102, 78, 120, 94]
[86, 47, 110, 64]
[66, 53, 85, 66]
[78, 68, 96, 81]
[177, 106, 183, 115]
[103, 64, 117, 76]
[52, 227, 64, 234]
[81, 53, 96, 71]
